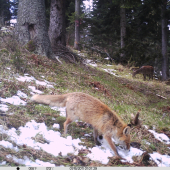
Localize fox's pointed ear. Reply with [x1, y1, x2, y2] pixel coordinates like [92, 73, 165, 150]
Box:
[123, 126, 131, 136]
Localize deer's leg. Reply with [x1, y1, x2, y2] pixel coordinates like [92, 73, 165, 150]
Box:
[143, 74, 146, 81]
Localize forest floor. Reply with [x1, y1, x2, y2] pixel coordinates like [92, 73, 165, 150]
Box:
[0, 35, 170, 167]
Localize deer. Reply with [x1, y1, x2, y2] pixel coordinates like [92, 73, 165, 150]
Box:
[132, 66, 154, 81]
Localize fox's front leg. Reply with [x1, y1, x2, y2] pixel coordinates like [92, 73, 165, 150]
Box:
[104, 135, 124, 160]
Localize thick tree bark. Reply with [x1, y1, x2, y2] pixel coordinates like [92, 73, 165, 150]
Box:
[48, 0, 66, 48]
[74, 0, 80, 51]
[161, 0, 168, 81]
[0, 12, 5, 27]
[14, 0, 53, 58]
[120, 2, 126, 59]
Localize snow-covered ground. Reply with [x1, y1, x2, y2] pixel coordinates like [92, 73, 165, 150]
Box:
[84, 59, 98, 67]
[84, 59, 120, 77]
[0, 73, 170, 167]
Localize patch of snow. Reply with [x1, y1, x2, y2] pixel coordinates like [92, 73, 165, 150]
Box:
[1, 120, 86, 159]
[87, 147, 112, 164]
[89, 63, 97, 67]
[10, 19, 17, 25]
[148, 130, 170, 144]
[16, 74, 54, 88]
[102, 68, 119, 76]
[0, 141, 18, 152]
[0, 96, 26, 106]
[87, 136, 144, 164]
[121, 147, 144, 163]
[46, 85, 54, 88]
[35, 159, 55, 167]
[53, 124, 60, 129]
[28, 86, 43, 94]
[51, 107, 66, 117]
[77, 52, 85, 57]
[1, 119, 170, 166]
[0, 104, 8, 112]
[150, 152, 170, 167]
[143, 125, 149, 129]
[17, 90, 27, 98]
[84, 59, 97, 67]
[0, 161, 6, 165]
[44, 80, 55, 88]
[35, 80, 47, 86]
[84, 134, 91, 137]
[16, 75, 36, 82]
[143, 140, 151, 145]
[35, 80, 54, 88]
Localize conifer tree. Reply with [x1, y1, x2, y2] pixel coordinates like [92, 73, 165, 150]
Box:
[15, 0, 54, 59]
[0, 0, 11, 26]
[48, 0, 66, 47]
[74, 0, 80, 50]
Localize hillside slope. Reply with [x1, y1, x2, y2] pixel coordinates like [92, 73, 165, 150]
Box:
[0, 38, 170, 167]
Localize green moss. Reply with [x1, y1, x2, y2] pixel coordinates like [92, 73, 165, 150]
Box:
[0, 48, 9, 54]
[35, 105, 58, 114]
[149, 144, 157, 151]
[26, 40, 36, 52]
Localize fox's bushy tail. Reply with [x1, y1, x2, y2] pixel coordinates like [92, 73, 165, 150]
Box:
[31, 94, 69, 107]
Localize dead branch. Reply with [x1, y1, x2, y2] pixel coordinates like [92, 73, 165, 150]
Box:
[85, 45, 113, 62]
[156, 94, 167, 100]
[52, 44, 84, 64]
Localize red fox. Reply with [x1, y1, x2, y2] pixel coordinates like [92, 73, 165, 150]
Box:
[31, 92, 131, 159]
[132, 66, 154, 81]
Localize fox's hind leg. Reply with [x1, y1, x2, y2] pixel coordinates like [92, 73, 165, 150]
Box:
[63, 106, 78, 135]
[63, 118, 72, 135]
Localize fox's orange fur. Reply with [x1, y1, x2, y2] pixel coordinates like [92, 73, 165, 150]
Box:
[132, 66, 154, 81]
[31, 92, 131, 159]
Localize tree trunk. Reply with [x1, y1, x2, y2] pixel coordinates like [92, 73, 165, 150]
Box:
[161, 0, 168, 81]
[0, 0, 11, 27]
[120, 2, 126, 60]
[74, 0, 80, 51]
[0, 11, 5, 27]
[48, 0, 66, 48]
[14, 0, 53, 59]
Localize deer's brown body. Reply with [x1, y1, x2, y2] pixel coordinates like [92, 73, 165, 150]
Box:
[132, 66, 154, 81]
